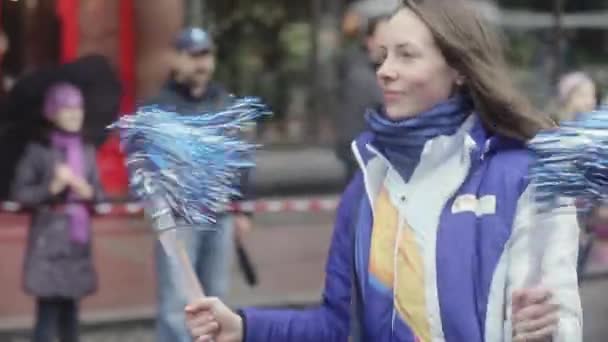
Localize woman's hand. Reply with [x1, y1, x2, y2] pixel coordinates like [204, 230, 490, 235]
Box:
[185, 297, 244, 342]
[512, 287, 559, 341]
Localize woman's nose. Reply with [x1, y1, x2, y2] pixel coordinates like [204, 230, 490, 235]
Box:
[377, 58, 398, 83]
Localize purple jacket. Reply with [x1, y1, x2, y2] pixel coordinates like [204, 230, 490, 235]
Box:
[240, 116, 582, 341]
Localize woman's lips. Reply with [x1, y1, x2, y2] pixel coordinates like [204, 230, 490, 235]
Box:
[383, 90, 402, 103]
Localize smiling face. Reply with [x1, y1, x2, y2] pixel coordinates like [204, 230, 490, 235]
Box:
[43, 83, 85, 133]
[51, 106, 84, 133]
[187, 51, 216, 88]
[174, 50, 216, 91]
[376, 8, 461, 120]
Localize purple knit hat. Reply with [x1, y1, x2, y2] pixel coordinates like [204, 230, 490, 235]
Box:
[43, 82, 84, 120]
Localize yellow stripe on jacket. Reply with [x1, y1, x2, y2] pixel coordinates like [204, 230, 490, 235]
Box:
[369, 187, 431, 341]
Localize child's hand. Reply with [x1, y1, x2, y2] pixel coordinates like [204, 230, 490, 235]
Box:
[51, 164, 94, 199]
[49, 164, 72, 194]
[68, 176, 94, 200]
[56, 164, 73, 180]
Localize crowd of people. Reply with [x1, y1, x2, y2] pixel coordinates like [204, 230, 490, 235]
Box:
[5, 0, 608, 341]
[5, 25, 253, 342]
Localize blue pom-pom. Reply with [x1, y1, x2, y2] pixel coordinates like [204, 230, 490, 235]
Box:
[110, 97, 271, 224]
[529, 108, 608, 211]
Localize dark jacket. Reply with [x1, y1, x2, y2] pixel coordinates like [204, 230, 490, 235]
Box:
[12, 142, 104, 299]
[147, 80, 231, 114]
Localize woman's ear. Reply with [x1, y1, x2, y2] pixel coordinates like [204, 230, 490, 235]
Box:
[450, 70, 466, 96]
[449, 65, 465, 86]
[454, 72, 465, 87]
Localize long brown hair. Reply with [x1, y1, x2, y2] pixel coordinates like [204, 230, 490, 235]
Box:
[402, 0, 555, 141]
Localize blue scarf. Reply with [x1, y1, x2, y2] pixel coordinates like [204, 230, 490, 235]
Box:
[366, 95, 473, 182]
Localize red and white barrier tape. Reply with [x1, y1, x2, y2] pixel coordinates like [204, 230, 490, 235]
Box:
[0, 196, 340, 216]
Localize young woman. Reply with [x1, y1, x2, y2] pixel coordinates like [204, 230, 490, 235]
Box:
[185, 1, 582, 341]
[12, 82, 104, 342]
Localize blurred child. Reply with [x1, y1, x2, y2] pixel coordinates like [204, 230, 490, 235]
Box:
[12, 82, 104, 342]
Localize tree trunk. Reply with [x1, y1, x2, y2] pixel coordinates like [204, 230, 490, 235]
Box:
[308, 0, 343, 142]
[185, 0, 204, 27]
[552, 0, 565, 83]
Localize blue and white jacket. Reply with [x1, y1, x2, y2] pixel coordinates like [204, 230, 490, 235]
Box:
[241, 115, 582, 341]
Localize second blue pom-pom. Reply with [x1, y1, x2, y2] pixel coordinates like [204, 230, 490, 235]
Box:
[529, 107, 608, 211]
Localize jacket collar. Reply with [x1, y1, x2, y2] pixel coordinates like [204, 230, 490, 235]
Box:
[354, 114, 527, 168]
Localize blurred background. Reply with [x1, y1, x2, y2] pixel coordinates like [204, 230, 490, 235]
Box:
[0, 0, 607, 341]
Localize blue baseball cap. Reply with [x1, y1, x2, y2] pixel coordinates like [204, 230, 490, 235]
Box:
[174, 27, 214, 54]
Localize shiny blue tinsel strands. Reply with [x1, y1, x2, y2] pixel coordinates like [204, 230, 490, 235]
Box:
[109, 97, 271, 224]
[529, 107, 608, 212]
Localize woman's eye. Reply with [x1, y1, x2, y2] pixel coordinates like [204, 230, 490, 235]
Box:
[375, 54, 387, 67]
[398, 50, 416, 59]
[378, 50, 387, 61]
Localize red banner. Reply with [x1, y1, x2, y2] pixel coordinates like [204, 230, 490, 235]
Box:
[57, 0, 134, 196]
[119, 0, 135, 114]
[56, 0, 79, 62]
[98, 0, 135, 196]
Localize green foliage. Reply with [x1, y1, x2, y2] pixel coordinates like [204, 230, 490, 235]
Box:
[503, 31, 539, 66]
[196, 1, 314, 120]
[280, 23, 312, 72]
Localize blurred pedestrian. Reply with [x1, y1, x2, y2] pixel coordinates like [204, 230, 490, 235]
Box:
[555, 71, 598, 123]
[555, 72, 608, 270]
[335, 9, 390, 182]
[11, 82, 104, 342]
[146, 27, 253, 342]
[185, 1, 581, 341]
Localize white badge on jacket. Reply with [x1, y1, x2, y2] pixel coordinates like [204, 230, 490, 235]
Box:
[451, 194, 496, 216]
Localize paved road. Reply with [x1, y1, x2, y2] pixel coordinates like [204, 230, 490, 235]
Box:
[582, 277, 608, 341]
[7, 279, 608, 341]
[0, 211, 335, 338]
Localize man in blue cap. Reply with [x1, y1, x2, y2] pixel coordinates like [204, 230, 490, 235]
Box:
[147, 27, 253, 342]
[151, 27, 228, 111]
